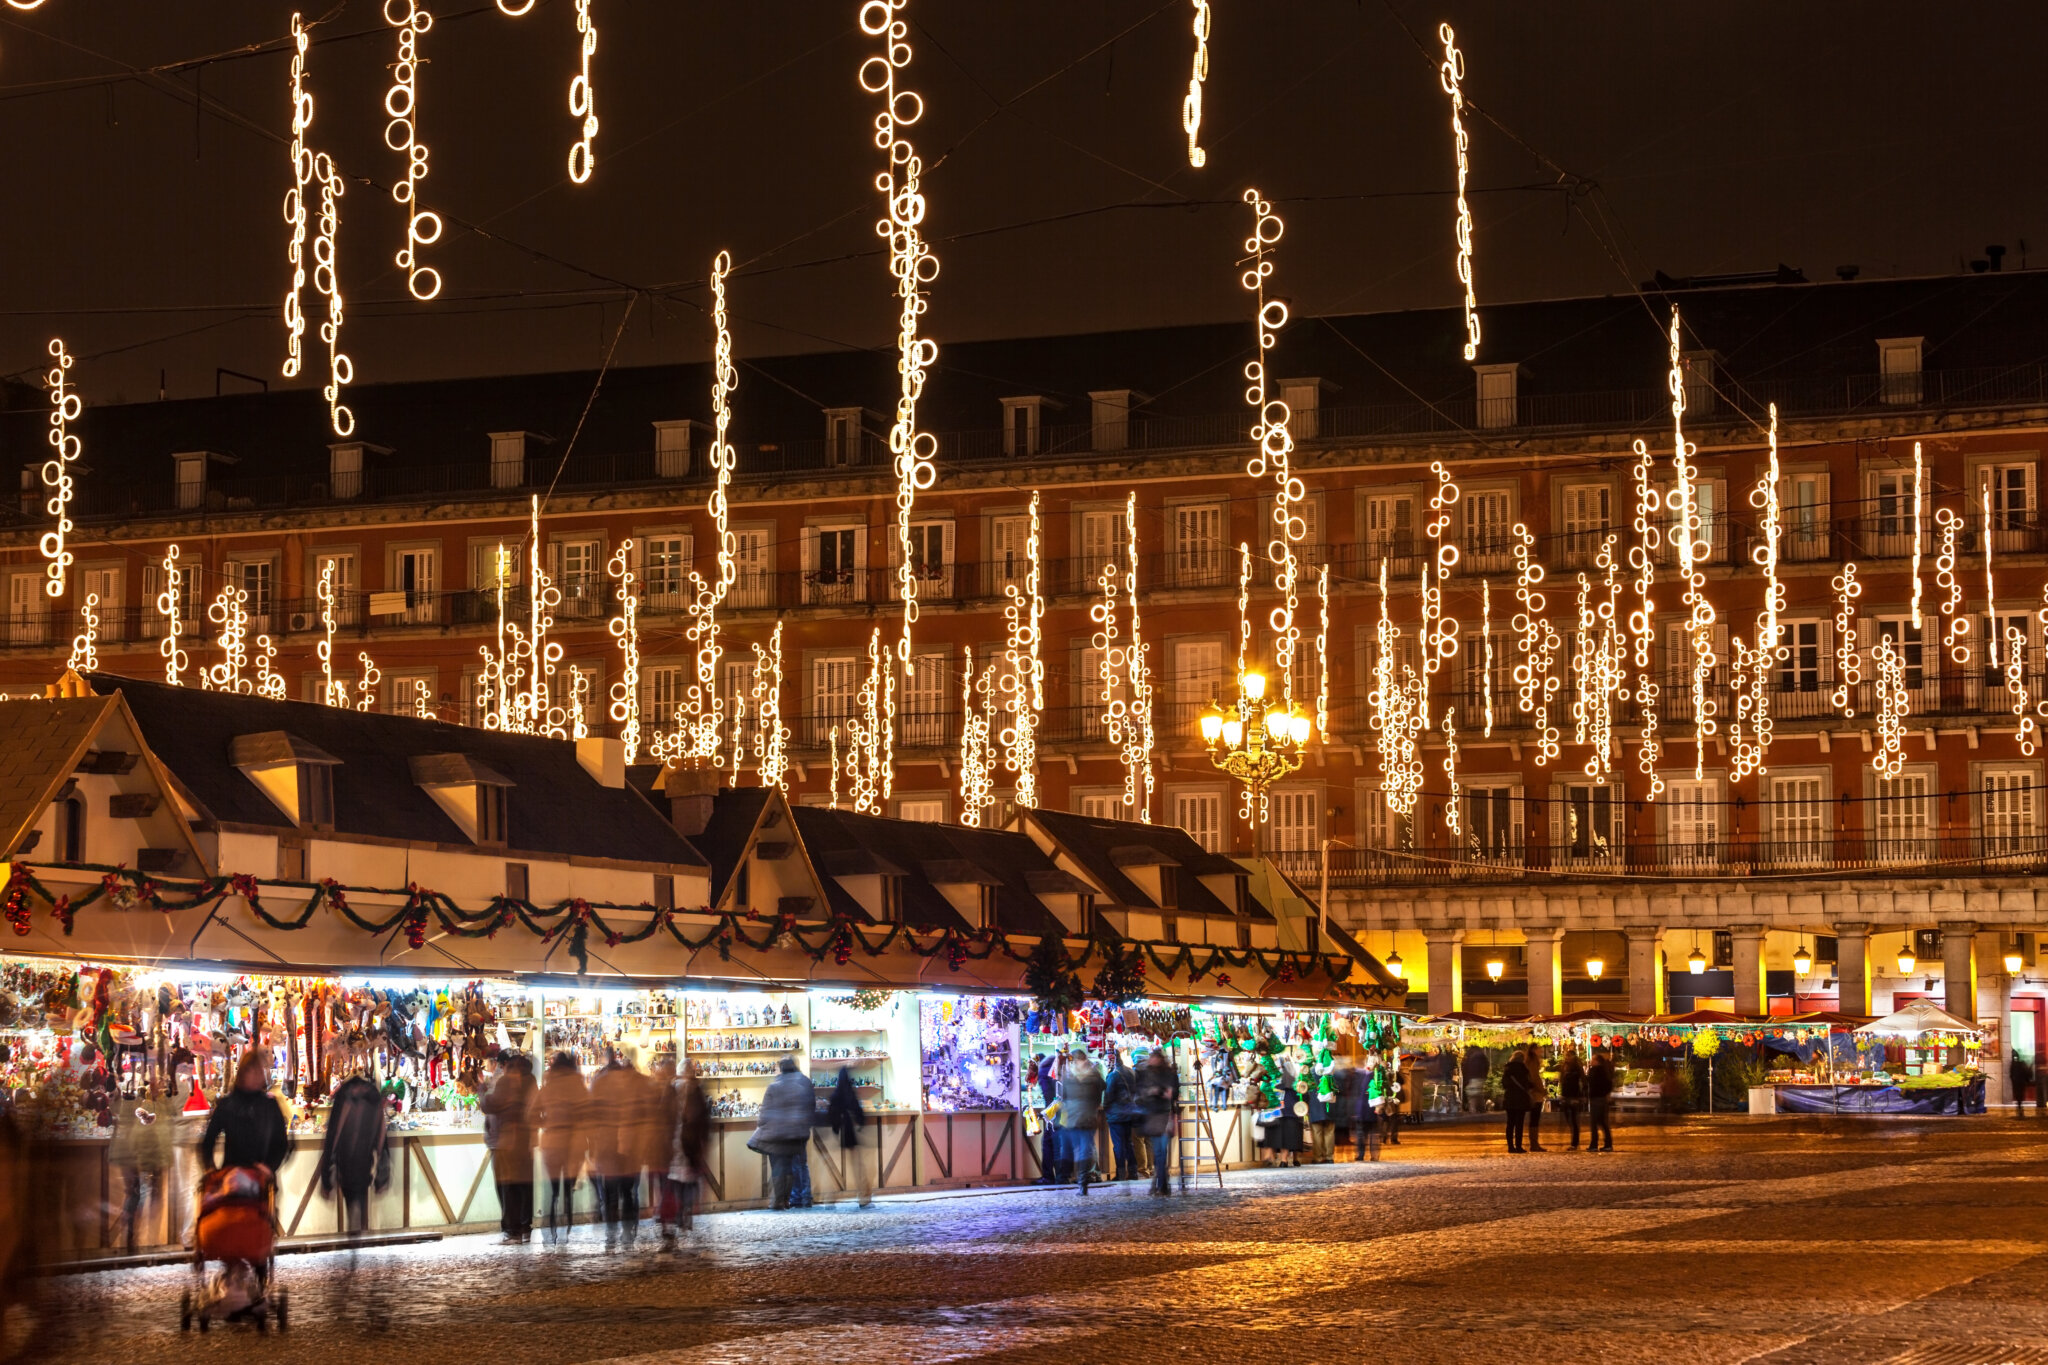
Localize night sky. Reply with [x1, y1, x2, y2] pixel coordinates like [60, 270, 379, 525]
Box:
[2, 1, 2043, 405]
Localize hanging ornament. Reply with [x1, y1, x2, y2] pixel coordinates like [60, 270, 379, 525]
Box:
[385, 0, 442, 300]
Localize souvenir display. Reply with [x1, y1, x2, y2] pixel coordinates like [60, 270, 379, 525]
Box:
[919, 993, 1019, 1112]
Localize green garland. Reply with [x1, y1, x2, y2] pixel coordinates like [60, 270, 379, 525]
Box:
[4, 861, 1362, 989]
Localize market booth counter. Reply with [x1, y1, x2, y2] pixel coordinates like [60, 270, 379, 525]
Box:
[1746, 1003, 1989, 1116]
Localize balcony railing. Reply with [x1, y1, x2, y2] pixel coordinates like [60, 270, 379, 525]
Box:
[1271, 832, 2048, 887]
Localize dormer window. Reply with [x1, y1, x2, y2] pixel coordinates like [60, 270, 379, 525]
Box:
[1000, 397, 1044, 456]
[409, 753, 515, 846]
[824, 408, 867, 466]
[229, 731, 341, 829]
[881, 874, 904, 921]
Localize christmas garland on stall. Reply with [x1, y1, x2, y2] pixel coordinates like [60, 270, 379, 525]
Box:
[2, 862, 1364, 986]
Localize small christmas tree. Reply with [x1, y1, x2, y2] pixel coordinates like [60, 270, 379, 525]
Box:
[1024, 935, 1084, 1016]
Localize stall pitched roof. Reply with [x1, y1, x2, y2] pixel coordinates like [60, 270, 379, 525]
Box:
[1023, 808, 1259, 920]
[89, 674, 704, 869]
[785, 806, 1072, 937]
[0, 694, 118, 858]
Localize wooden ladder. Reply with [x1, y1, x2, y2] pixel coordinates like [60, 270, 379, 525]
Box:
[1176, 1045, 1227, 1192]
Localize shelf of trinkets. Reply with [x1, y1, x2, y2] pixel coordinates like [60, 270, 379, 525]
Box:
[684, 997, 798, 1030]
[687, 1033, 800, 1053]
[812, 1047, 887, 1061]
[694, 1059, 786, 1078]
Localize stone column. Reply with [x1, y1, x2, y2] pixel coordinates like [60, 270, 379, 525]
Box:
[1625, 926, 1666, 1017]
[1978, 929, 2012, 1108]
[1940, 921, 1978, 1022]
[1524, 927, 1565, 1016]
[1424, 928, 1465, 1016]
[1832, 922, 1871, 1015]
[1729, 925, 1769, 1016]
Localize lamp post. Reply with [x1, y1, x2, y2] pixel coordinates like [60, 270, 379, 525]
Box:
[1200, 666, 1315, 854]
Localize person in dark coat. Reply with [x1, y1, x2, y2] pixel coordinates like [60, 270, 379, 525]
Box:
[826, 1066, 872, 1207]
[1135, 1048, 1179, 1195]
[1353, 1055, 1383, 1162]
[1586, 1049, 1616, 1151]
[1057, 1049, 1106, 1194]
[1101, 1049, 1144, 1181]
[1557, 1052, 1586, 1151]
[200, 1051, 290, 1176]
[1523, 1047, 1548, 1150]
[1460, 1045, 1490, 1112]
[751, 1056, 816, 1210]
[316, 1070, 389, 1238]
[669, 1061, 711, 1238]
[2011, 1050, 2041, 1118]
[1259, 1059, 1306, 1167]
[1304, 1067, 1337, 1163]
[1500, 1048, 1533, 1153]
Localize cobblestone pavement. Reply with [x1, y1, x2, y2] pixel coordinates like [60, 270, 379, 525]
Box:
[13, 1117, 2048, 1365]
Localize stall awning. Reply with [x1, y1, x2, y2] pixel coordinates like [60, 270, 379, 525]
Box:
[1855, 1000, 1982, 1037]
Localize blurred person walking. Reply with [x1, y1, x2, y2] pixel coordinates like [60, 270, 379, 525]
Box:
[588, 1050, 656, 1247]
[826, 1065, 871, 1208]
[753, 1055, 816, 1211]
[534, 1052, 588, 1242]
[108, 1080, 171, 1253]
[1101, 1048, 1142, 1181]
[199, 1052, 289, 1179]
[1461, 1045, 1490, 1113]
[1058, 1048, 1106, 1194]
[316, 1067, 389, 1242]
[666, 1060, 711, 1243]
[1354, 1054, 1383, 1162]
[1136, 1047, 1179, 1196]
[480, 1052, 538, 1244]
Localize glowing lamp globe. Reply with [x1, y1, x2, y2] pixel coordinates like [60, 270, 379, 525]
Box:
[1385, 950, 1405, 980]
[1264, 706, 1290, 740]
[1221, 717, 1244, 747]
[1199, 707, 1224, 743]
[1792, 945, 1813, 975]
[1896, 948, 1916, 975]
[1585, 957, 1605, 981]
[1687, 946, 1707, 975]
[1289, 712, 1313, 744]
[1241, 670, 1267, 702]
[2005, 948, 2026, 974]
[1484, 955, 1505, 981]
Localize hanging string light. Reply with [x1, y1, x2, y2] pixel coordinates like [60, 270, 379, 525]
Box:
[842, 626, 894, 815]
[1093, 559, 1123, 757]
[385, 0, 442, 301]
[1316, 564, 1331, 744]
[282, 14, 313, 378]
[1740, 403, 1784, 780]
[1370, 563, 1424, 820]
[726, 688, 747, 787]
[1438, 22, 1479, 361]
[1935, 506, 1967, 662]
[999, 491, 1043, 809]
[313, 146, 353, 436]
[1442, 708, 1464, 836]
[255, 634, 286, 700]
[1236, 541, 1253, 684]
[1910, 442, 1925, 629]
[1982, 482, 2000, 672]
[204, 583, 251, 694]
[1124, 492, 1156, 821]
[356, 653, 381, 712]
[752, 623, 790, 790]
[1627, 438, 1660, 674]
[1182, 0, 1210, 168]
[1510, 524, 1559, 763]
[413, 678, 434, 720]
[316, 557, 344, 706]
[1481, 579, 1495, 738]
[156, 547, 188, 688]
[860, 0, 940, 682]
[1872, 633, 1908, 780]
[678, 252, 740, 765]
[2006, 621, 2034, 756]
[567, 0, 598, 183]
[606, 540, 642, 763]
[1422, 460, 1462, 724]
[66, 593, 98, 676]
[1240, 188, 1303, 700]
[1667, 309, 1717, 780]
[40, 338, 81, 600]
[1831, 562, 1862, 718]
[958, 645, 996, 827]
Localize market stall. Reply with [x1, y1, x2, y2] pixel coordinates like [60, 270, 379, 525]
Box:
[1753, 1002, 1986, 1115]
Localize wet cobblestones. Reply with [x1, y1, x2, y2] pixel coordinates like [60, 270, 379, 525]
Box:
[11, 1118, 2048, 1365]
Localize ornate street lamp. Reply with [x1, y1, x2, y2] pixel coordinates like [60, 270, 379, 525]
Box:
[1199, 667, 1315, 850]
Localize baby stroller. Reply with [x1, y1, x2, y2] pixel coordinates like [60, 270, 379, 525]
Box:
[179, 1166, 289, 1333]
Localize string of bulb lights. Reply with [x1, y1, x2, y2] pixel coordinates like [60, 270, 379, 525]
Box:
[385, 0, 443, 302]
[1181, 0, 1210, 169]
[39, 339, 80, 602]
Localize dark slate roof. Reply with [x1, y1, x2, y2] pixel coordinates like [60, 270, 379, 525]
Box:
[1028, 808, 1260, 921]
[0, 695, 114, 858]
[89, 674, 704, 868]
[695, 784, 773, 906]
[8, 270, 2047, 515]
[788, 806, 1069, 937]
